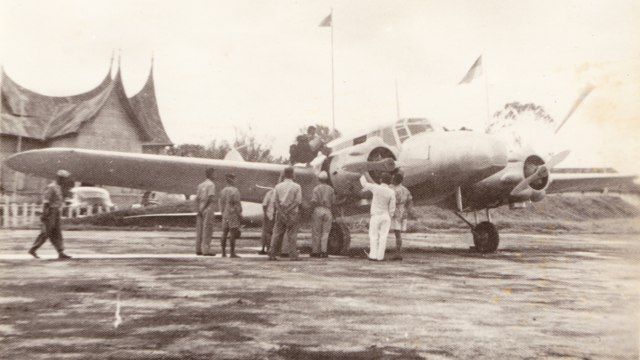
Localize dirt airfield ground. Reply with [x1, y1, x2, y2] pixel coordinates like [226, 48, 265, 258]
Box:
[0, 228, 639, 359]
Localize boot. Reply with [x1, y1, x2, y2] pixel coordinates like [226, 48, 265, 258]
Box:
[58, 252, 72, 260]
[28, 249, 39, 259]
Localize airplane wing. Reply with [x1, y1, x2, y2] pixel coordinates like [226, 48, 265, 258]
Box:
[547, 172, 638, 194]
[5, 148, 319, 204]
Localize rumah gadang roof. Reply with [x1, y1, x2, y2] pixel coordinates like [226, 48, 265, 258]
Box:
[1, 62, 173, 146]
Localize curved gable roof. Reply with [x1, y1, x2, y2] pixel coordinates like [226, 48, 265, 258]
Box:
[1, 60, 172, 146]
[1, 67, 114, 140]
[127, 65, 173, 145]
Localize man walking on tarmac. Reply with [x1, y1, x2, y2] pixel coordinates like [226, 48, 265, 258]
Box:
[360, 173, 396, 261]
[195, 168, 217, 256]
[310, 171, 335, 258]
[28, 169, 74, 259]
[219, 173, 243, 258]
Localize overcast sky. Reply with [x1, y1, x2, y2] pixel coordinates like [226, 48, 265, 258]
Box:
[1, 0, 639, 173]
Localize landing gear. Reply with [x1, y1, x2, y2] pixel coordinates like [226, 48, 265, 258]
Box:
[472, 221, 499, 253]
[454, 209, 500, 253]
[327, 221, 351, 255]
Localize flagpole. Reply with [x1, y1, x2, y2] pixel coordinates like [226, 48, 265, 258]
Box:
[330, 8, 335, 132]
[483, 56, 491, 128]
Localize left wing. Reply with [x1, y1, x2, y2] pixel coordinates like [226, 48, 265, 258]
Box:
[5, 148, 318, 204]
[547, 172, 638, 194]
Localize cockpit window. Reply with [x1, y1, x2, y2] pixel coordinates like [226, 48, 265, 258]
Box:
[382, 127, 396, 146]
[395, 126, 409, 143]
[407, 123, 432, 135]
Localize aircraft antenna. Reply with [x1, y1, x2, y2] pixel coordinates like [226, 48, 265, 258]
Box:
[395, 77, 401, 120]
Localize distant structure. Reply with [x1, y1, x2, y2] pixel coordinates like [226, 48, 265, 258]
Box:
[0, 57, 173, 202]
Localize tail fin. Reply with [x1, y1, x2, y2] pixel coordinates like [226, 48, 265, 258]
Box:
[224, 149, 245, 162]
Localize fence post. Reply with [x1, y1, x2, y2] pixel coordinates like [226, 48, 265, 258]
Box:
[22, 203, 28, 226]
[2, 196, 9, 228]
[10, 203, 18, 228]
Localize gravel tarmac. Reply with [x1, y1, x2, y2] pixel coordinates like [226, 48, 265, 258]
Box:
[0, 229, 638, 359]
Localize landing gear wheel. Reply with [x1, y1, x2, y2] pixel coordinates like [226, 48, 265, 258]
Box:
[472, 221, 499, 253]
[327, 221, 351, 255]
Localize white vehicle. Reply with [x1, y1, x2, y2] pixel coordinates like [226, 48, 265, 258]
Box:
[66, 187, 116, 213]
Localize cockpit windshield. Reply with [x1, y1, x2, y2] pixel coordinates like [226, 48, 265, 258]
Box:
[394, 118, 435, 143]
[327, 117, 440, 152]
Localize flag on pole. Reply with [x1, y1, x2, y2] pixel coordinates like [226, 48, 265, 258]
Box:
[458, 56, 483, 84]
[319, 13, 332, 27]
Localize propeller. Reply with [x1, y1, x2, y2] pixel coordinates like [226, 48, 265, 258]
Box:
[510, 150, 570, 196]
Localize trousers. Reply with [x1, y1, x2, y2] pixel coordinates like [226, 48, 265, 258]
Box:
[195, 207, 216, 254]
[261, 214, 274, 249]
[269, 213, 299, 259]
[311, 207, 332, 254]
[31, 208, 64, 253]
[368, 213, 391, 260]
[221, 222, 240, 255]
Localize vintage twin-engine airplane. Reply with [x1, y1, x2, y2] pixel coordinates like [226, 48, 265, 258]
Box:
[5, 117, 636, 254]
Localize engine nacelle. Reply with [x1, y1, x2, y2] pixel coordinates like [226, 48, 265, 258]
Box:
[460, 152, 551, 210]
[325, 137, 396, 197]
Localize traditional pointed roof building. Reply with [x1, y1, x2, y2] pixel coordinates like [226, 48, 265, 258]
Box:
[0, 57, 173, 199]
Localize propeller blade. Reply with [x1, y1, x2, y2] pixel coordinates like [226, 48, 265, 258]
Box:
[546, 149, 570, 169]
[510, 149, 571, 196]
[510, 170, 541, 196]
[341, 158, 396, 173]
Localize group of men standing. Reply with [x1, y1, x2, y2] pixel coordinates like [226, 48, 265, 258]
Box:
[196, 165, 336, 261]
[259, 167, 336, 261]
[195, 162, 412, 262]
[195, 168, 243, 258]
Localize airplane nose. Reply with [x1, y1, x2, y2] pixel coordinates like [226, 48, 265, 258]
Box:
[462, 132, 508, 174]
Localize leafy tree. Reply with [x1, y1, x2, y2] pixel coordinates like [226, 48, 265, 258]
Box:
[167, 126, 286, 164]
[167, 144, 208, 158]
[298, 124, 341, 143]
[231, 126, 285, 163]
[487, 102, 556, 148]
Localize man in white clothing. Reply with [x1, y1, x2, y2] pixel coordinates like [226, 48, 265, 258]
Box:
[360, 173, 396, 261]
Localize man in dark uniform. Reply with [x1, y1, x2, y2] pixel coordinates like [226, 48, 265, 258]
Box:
[219, 174, 243, 258]
[310, 171, 335, 258]
[28, 169, 73, 259]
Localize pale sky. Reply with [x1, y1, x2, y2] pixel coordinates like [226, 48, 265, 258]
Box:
[1, 0, 639, 173]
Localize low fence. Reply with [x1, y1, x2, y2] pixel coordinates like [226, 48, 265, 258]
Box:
[1, 198, 112, 228]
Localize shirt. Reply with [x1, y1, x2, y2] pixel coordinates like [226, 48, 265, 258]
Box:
[273, 178, 302, 215]
[391, 184, 412, 208]
[360, 176, 396, 216]
[196, 179, 216, 212]
[262, 189, 275, 220]
[219, 185, 243, 227]
[311, 183, 335, 209]
[43, 182, 64, 208]
[390, 184, 412, 219]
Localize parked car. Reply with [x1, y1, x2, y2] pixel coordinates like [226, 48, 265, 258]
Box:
[66, 187, 116, 214]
